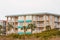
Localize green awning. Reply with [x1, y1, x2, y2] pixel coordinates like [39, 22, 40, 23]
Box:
[18, 20, 24, 23]
[18, 32, 24, 35]
[18, 26, 23, 28]
[26, 32, 31, 34]
[26, 20, 32, 22]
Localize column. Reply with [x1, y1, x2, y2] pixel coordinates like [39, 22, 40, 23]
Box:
[44, 15, 46, 30]
[52, 16, 55, 29]
[6, 17, 8, 35]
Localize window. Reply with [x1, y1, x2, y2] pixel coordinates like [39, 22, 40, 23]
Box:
[26, 16, 32, 20]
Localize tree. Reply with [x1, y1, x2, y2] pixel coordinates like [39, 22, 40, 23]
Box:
[46, 25, 51, 30]
[0, 25, 2, 34]
[23, 26, 27, 40]
[7, 23, 13, 31]
[28, 23, 36, 34]
[0, 25, 2, 29]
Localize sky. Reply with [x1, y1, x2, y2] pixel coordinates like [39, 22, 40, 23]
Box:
[0, 0, 60, 20]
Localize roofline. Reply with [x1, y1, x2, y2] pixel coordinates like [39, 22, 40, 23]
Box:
[5, 12, 60, 17]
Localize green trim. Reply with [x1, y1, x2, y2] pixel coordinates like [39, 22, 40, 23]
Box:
[18, 20, 24, 23]
[26, 20, 32, 22]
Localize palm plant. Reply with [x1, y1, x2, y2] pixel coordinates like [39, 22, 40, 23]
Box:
[28, 23, 36, 34]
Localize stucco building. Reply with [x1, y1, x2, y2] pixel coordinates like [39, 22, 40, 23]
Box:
[5, 13, 60, 34]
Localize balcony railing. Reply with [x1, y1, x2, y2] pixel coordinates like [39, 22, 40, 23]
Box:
[36, 24, 44, 27]
[33, 18, 44, 21]
[8, 20, 17, 22]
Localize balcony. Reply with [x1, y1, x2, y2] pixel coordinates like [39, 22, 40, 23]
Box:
[26, 20, 32, 22]
[18, 20, 24, 23]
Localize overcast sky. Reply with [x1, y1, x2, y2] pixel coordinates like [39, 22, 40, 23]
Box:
[0, 0, 60, 20]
